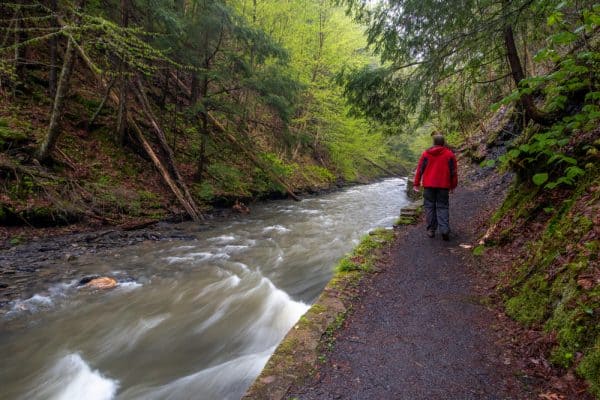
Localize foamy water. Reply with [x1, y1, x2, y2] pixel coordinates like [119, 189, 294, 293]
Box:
[0, 178, 409, 400]
[24, 353, 119, 400]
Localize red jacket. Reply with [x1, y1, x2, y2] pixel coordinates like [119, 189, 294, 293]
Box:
[413, 146, 458, 190]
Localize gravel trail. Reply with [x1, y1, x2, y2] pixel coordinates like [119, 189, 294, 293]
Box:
[287, 172, 527, 400]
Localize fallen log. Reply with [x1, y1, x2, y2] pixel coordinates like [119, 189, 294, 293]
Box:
[130, 120, 201, 221]
[70, 41, 202, 221]
[132, 78, 202, 220]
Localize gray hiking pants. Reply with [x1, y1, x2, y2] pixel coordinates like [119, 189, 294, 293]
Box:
[423, 187, 450, 235]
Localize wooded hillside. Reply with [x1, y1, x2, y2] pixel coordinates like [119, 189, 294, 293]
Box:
[0, 0, 411, 233]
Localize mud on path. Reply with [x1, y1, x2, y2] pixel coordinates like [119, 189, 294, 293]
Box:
[287, 169, 529, 400]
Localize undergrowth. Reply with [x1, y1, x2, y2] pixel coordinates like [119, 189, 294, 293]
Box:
[496, 166, 600, 396]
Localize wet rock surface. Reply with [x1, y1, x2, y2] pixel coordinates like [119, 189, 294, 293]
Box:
[287, 169, 528, 399]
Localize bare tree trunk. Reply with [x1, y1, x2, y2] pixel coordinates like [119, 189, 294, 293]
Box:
[116, 74, 128, 144]
[197, 112, 208, 181]
[196, 71, 209, 179]
[130, 121, 201, 221]
[36, 37, 77, 162]
[159, 68, 168, 110]
[49, 0, 59, 97]
[13, 1, 26, 86]
[503, 25, 556, 125]
[116, 0, 129, 145]
[88, 78, 116, 128]
[190, 74, 199, 103]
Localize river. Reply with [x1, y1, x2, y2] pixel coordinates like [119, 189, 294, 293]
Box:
[0, 178, 409, 400]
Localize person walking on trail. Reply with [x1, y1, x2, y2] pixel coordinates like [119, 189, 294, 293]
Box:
[413, 134, 458, 241]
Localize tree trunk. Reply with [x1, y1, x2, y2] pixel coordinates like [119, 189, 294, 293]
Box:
[197, 112, 208, 181]
[190, 74, 199, 103]
[13, 1, 27, 86]
[116, 76, 128, 144]
[88, 78, 116, 129]
[130, 121, 201, 221]
[196, 71, 210, 179]
[503, 25, 556, 125]
[36, 37, 77, 162]
[116, 0, 129, 144]
[49, 0, 59, 97]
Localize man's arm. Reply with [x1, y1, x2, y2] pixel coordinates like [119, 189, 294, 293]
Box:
[413, 153, 427, 190]
[448, 155, 458, 190]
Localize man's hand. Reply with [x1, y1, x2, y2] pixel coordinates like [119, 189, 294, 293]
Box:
[413, 186, 420, 193]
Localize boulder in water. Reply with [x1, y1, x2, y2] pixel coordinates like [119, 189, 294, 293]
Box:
[85, 277, 118, 290]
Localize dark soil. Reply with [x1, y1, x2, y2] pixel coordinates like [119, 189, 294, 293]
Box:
[287, 168, 530, 400]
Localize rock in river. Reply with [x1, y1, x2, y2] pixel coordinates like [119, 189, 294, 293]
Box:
[84, 277, 118, 290]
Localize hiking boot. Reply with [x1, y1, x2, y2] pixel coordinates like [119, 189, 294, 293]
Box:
[442, 233, 450, 241]
[427, 230, 435, 238]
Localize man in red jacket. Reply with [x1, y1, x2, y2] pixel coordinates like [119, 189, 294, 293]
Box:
[413, 134, 458, 241]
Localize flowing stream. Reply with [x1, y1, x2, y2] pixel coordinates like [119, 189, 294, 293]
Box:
[0, 178, 410, 400]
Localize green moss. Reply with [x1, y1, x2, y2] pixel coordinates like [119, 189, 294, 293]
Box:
[0, 125, 27, 148]
[491, 182, 539, 224]
[578, 340, 600, 398]
[277, 337, 300, 356]
[310, 303, 326, 314]
[499, 169, 600, 397]
[505, 274, 550, 325]
[395, 216, 415, 225]
[546, 280, 585, 367]
[336, 229, 394, 273]
[473, 245, 486, 256]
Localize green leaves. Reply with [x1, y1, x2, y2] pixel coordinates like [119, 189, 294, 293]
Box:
[550, 31, 578, 45]
[533, 173, 549, 186]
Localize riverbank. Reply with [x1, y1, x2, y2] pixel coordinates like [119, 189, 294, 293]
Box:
[243, 160, 596, 399]
[0, 177, 405, 311]
[0, 177, 411, 400]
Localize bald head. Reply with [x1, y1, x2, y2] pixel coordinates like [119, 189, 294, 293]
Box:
[433, 135, 445, 146]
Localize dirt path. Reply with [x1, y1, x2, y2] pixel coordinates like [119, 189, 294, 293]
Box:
[287, 171, 528, 399]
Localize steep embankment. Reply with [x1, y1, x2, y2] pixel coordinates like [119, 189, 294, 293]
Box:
[479, 159, 600, 397]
